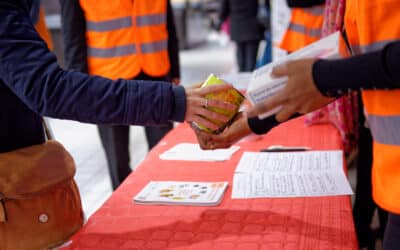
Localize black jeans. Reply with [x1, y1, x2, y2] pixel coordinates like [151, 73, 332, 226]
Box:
[98, 124, 131, 190]
[235, 40, 260, 72]
[353, 95, 387, 248]
[383, 212, 400, 250]
[98, 73, 173, 190]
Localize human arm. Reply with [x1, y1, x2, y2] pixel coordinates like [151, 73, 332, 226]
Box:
[246, 41, 400, 121]
[313, 41, 400, 96]
[166, 0, 180, 85]
[0, 1, 235, 128]
[59, 0, 88, 72]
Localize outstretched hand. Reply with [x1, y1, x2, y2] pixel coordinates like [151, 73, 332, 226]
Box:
[185, 83, 237, 131]
[193, 112, 252, 150]
[246, 58, 335, 122]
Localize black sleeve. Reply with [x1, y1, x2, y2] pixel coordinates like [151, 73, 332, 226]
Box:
[247, 114, 301, 135]
[218, 0, 230, 23]
[166, 0, 180, 79]
[313, 41, 400, 97]
[286, 0, 325, 8]
[59, 0, 88, 73]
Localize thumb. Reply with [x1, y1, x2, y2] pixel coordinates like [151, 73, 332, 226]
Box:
[271, 62, 289, 78]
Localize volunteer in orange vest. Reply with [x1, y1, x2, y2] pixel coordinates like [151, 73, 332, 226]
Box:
[280, 0, 325, 53]
[242, 1, 400, 248]
[283, 1, 388, 246]
[30, 0, 53, 50]
[60, 0, 181, 189]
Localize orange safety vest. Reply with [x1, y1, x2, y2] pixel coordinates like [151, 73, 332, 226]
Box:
[344, 0, 400, 213]
[280, 4, 325, 52]
[34, 5, 53, 50]
[79, 0, 170, 80]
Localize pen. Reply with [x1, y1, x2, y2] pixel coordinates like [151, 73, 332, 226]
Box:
[259, 145, 311, 152]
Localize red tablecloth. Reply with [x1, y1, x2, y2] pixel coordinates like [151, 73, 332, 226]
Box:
[63, 117, 357, 250]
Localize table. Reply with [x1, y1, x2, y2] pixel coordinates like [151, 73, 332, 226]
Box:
[62, 117, 357, 250]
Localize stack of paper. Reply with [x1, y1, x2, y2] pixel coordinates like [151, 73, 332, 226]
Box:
[159, 143, 240, 162]
[232, 150, 353, 199]
[133, 181, 229, 206]
[246, 31, 346, 119]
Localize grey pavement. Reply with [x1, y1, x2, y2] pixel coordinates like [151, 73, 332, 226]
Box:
[48, 32, 236, 217]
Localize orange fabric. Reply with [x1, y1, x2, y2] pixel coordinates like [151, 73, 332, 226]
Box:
[34, 6, 53, 50]
[280, 6, 325, 52]
[345, 0, 400, 213]
[60, 118, 358, 250]
[80, 0, 170, 79]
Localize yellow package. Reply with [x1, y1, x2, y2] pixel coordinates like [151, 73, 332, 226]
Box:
[193, 74, 245, 134]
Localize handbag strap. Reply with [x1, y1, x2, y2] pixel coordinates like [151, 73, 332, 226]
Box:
[42, 118, 55, 141]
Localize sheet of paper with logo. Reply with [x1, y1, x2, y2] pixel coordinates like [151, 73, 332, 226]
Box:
[159, 143, 240, 161]
[246, 31, 345, 119]
[232, 151, 353, 198]
[133, 181, 228, 206]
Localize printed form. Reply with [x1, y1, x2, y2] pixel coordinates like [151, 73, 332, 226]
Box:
[232, 151, 353, 198]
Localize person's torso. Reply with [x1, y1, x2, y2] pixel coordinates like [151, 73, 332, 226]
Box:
[79, 0, 171, 79]
[280, 4, 325, 52]
[228, 0, 264, 42]
[0, 0, 48, 153]
[345, 0, 400, 213]
[0, 84, 45, 153]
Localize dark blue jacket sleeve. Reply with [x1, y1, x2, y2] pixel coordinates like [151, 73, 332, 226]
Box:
[0, 1, 186, 125]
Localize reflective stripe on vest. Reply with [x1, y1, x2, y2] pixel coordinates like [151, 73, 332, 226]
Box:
[87, 40, 167, 58]
[136, 13, 166, 26]
[86, 17, 132, 32]
[344, 0, 400, 213]
[80, 0, 170, 79]
[280, 5, 325, 52]
[86, 14, 166, 32]
[88, 44, 136, 58]
[141, 40, 167, 53]
[368, 115, 400, 146]
[351, 39, 398, 55]
[286, 23, 321, 38]
[302, 5, 325, 16]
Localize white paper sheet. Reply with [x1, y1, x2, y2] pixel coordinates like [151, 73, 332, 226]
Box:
[219, 72, 252, 91]
[159, 143, 240, 162]
[232, 151, 353, 198]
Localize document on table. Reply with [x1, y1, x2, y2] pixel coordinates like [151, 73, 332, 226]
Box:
[159, 143, 240, 162]
[232, 151, 353, 198]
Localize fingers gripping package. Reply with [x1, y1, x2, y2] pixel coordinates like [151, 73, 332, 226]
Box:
[193, 74, 245, 134]
[246, 31, 348, 119]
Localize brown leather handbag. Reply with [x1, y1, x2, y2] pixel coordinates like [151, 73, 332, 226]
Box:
[0, 140, 84, 250]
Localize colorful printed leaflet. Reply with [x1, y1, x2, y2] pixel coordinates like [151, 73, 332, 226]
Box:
[134, 181, 228, 206]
